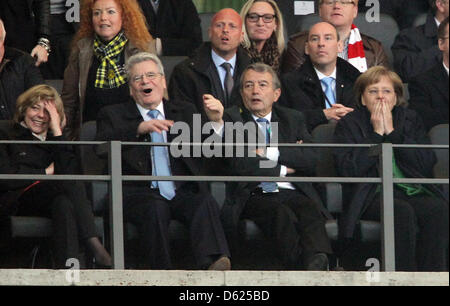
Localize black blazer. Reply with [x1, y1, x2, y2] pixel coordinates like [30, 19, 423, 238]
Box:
[0, 0, 50, 52]
[0, 122, 78, 193]
[392, 12, 442, 82]
[95, 98, 208, 192]
[168, 43, 252, 117]
[408, 63, 449, 131]
[220, 105, 332, 236]
[0, 47, 44, 120]
[333, 106, 447, 239]
[137, 0, 202, 56]
[280, 56, 361, 132]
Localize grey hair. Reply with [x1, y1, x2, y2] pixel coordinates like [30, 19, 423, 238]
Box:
[240, 62, 281, 90]
[125, 52, 165, 78]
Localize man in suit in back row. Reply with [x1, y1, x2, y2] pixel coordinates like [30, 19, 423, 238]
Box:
[280, 22, 361, 132]
[95, 52, 230, 270]
[204, 62, 333, 270]
[408, 16, 449, 131]
[169, 8, 251, 118]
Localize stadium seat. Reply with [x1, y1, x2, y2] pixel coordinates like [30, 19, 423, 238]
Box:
[161, 56, 188, 82]
[428, 124, 449, 200]
[297, 13, 399, 66]
[413, 13, 428, 27]
[199, 13, 214, 42]
[44, 79, 64, 95]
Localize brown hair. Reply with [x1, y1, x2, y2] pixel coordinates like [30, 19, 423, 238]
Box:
[74, 0, 153, 51]
[14, 85, 65, 125]
[354, 66, 406, 107]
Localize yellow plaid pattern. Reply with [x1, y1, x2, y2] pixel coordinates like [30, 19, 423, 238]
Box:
[93, 32, 129, 89]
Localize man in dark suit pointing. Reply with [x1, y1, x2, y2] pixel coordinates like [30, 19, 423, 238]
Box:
[96, 52, 230, 270]
[205, 63, 333, 270]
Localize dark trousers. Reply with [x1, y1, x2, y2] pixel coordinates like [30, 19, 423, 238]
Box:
[242, 189, 332, 269]
[363, 189, 449, 271]
[123, 185, 230, 269]
[16, 181, 98, 268]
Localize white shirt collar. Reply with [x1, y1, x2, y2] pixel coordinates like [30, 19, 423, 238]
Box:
[252, 112, 272, 123]
[435, 17, 441, 28]
[211, 49, 237, 71]
[314, 67, 337, 80]
[444, 61, 449, 75]
[136, 101, 166, 121]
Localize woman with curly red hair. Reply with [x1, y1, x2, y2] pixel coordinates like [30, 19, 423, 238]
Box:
[62, 0, 156, 140]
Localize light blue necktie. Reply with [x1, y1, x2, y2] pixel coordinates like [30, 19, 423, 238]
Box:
[321, 77, 336, 109]
[256, 118, 278, 193]
[148, 110, 176, 200]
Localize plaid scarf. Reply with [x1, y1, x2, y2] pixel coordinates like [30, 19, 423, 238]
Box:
[244, 34, 281, 73]
[93, 31, 128, 89]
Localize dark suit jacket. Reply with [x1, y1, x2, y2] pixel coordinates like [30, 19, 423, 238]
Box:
[281, 30, 389, 74]
[392, 12, 442, 82]
[333, 106, 447, 239]
[280, 56, 361, 132]
[408, 63, 449, 131]
[95, 98, 208, 193]
[0, 47, 44, 120]
[220, 105, 332, 236]
[0, 0, 50, 52]
[0, 122, 78, 193]
[137, 0, 202, 56]
[168, 43, 252, 117]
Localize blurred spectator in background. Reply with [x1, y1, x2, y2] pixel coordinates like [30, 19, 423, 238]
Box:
[409, 17, 449, 131]
[61, 0, 156, 140]
[358, 0, 430, 30]
[240, 0, 285, 73]
[0, 18, 44, 121]
[0, 85, 111, 269]
[334, 66, 449, 272]
[392, 0, 449, 82]
[40, 0, 77, 79]
[280, 22, 360, 132]
[137, 0, 202, 56]
[0, 0, 51, 67]
[282, 0, 389, 73]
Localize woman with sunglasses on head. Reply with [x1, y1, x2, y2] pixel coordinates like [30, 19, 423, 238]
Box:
[240, 0, 285, 73]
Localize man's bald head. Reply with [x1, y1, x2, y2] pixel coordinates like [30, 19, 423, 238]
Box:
[209, 8, 244, 61]
[211, 8, 243, 29]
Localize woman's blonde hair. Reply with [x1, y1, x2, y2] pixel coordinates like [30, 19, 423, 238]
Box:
[240, 0, 285, 54]
[14, 85, 65, 125]
[354, 66, 407, 107]
[74, 0, 153, 51]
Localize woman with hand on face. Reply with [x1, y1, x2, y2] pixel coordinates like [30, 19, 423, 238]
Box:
[0, 85, 112, 269]
[334, 66, 448, 271]
[240, 0, 285, 73]
[62, 0, 156, 140]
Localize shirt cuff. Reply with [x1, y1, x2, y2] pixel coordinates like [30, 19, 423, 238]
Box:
[280, 165, 287, 177]
[211, 121, 224, 136]
[266, 147, 280, 162]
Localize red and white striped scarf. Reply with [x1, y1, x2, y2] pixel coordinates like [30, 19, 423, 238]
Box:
[347, 24, 368, 72]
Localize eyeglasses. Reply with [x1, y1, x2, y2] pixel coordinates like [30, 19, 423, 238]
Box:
[246, 13, 276, 23]
[321, 0, 355, 6]
[132, 72, 162, 83]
